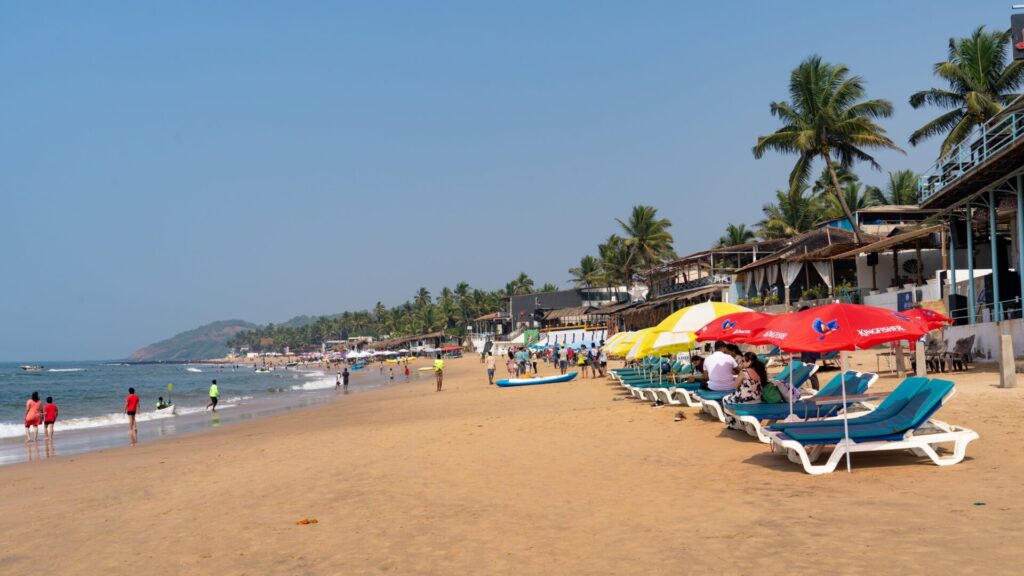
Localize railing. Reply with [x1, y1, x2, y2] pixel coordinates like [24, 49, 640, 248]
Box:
[918, 110, 1024, 203]
[657, 274, 733, 298]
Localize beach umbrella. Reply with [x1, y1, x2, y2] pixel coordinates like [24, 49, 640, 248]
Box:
[901, 308, 953, 332]
[602, 331, 630, 350]
[654, 301, 751, 334]
[650, 330, 695, 355]
[694, 311, 778, 345]
[610, 330, 645, 357]
[626, 329, 664, 361]
[761, 303, 928, 472]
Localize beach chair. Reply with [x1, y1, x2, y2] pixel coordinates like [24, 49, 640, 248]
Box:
[943, 335, 975, 372]
[723, 371, 878, 443]
[697, 362, 818, 423]
[820, 351, 840, 368]
[767, 378, 979, 474]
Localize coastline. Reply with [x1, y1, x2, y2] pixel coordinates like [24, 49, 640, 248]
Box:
[1, 354, 1021, 574]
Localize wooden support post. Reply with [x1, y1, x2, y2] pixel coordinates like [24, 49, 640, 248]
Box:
[1000, 322, 1016, 389]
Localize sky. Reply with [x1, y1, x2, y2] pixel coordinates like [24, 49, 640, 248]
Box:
[0, 1, 1015, 360]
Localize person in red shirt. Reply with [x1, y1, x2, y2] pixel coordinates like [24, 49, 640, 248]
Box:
[124, 387, 140, 445]
[43, 396, 58, 441]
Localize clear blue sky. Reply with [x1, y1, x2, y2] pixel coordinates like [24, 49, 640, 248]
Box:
[0, 1, 1012, 360]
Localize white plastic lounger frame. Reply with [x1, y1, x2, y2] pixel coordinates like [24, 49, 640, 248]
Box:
[702, 364, 820, 423]
[766, 390, 979, 475]
[729, 372, 879, 444]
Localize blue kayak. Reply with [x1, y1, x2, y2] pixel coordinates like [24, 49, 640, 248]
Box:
[496, 372, 578, 387]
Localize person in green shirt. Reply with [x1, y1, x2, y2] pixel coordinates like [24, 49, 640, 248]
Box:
[206, 380, 220, 412]
[434, 354, 444, 392]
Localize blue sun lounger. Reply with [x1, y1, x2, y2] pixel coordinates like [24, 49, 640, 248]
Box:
[767, 378, 979, 474]
[723, 371, 878, 443]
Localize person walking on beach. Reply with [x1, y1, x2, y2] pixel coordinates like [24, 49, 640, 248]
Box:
[485, 351, 496, 385]
[43, 396, 58, 442]
[124, 387, 140, 445]
[24, 391, 43, 443]
[404, 365, 410, 382]
[336, 372, 341, 391]
[598, 344, 607, 378]
[434, 353, 444, 391]
[206, 380, 220, 412]
[558, 345, 567, 375]
[342, 367, 350, 390]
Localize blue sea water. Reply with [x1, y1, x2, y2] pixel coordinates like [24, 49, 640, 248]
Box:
[0, 360, 385, 465]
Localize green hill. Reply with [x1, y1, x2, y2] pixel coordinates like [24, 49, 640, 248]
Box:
[130, 319, 257, 361]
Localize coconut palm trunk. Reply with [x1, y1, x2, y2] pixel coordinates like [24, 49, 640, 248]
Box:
[824, 153, 862, 243]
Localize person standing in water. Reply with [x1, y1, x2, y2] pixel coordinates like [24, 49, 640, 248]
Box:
[434, 353, 444, 391]
[342, 367, 350, 389]
[206, 379, 220, 412]
[24, 391, 43, 444]
[124, 387, 140, 445]
[43, 396, 58, 440]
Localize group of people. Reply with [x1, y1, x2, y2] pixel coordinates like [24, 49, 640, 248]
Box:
[549, 342, 607, 378]
[654, 341, 797, 406]
[23, 392, 58, 444]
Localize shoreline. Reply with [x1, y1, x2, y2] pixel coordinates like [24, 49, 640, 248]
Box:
[1, 353, 1021, 574]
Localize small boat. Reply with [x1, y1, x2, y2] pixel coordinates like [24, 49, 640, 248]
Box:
[20, 365, 43, 372]
[155, 404, 177, 416]
[255, 367, 271, 373]
[495, 372, 578, 387]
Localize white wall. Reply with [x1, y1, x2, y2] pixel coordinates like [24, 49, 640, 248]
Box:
[854, 249, 944, 292]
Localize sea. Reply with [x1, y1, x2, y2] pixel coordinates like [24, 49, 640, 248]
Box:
[0, 360, 389, 466]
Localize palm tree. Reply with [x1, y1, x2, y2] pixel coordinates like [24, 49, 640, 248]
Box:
[539, 282, 559, 293]
[509, 272, 534, 295]
[910, 27, 1024, 156]
[717, 223, 756, 247]
[866, 169, 919, 205]
[820, 182, 877, 221]
[616, 205, 675, 277]
[754, 55, 903, 242]
[812, 165, 858, 197]
[568, 255, 602, 288]
[598, 234, 631, 288]
[413, 287, 431, 309]
[758, 188, 823, 240]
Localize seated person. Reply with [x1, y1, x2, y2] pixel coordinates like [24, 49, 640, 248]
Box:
[680, 355, 707, 387]
[704, 341, 739, 392]
[155, 396, 171, 410]
[723, 352, 768, 404]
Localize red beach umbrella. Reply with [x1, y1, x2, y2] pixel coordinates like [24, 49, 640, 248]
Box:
[760, 303, 928, 473]
[902, 308, 953, 332]
[694, 311, 777, 344]
[760, 303, 928, 353]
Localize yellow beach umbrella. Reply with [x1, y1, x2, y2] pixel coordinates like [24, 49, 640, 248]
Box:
[602, 331, 630, 351]
[611, 329, 646, 357]
[651, 331, 696, 355]
[653, 301, 750, 334]
[626, 328, 664, 361]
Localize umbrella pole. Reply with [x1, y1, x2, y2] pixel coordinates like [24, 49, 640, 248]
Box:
[788, 352, 794, 417]
[841, 352, 852, 473]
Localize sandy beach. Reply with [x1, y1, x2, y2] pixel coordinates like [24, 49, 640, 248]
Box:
[1, 353, 1021, 575]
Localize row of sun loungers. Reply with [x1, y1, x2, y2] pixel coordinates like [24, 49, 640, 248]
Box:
[608, 361, 979, 475]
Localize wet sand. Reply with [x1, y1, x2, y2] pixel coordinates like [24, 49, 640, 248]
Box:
[0, 353, 1021, 575]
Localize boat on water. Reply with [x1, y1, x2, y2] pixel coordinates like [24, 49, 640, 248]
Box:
[495, 372, 578, 387]
[154, 404, 177, 416]
[255, 367, 271, 373]
[20, 365, 43, 372]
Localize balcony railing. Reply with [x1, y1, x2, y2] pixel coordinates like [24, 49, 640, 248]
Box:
[918, 110, 1024, 204]
[657, 274, 733, 298]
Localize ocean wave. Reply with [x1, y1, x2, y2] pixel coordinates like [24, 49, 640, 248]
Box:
[48, 368, 86, 372]
[290, 377, 337, 391]
[0, 397, 252, 439]
[185, 367, 202, 373]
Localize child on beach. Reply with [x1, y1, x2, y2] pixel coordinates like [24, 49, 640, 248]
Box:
[485, 352, 496, 385]
[124, 387, 140, 445]
[25, 391, 43, 443]
[404, 365, 410, 381]
[336, 372, 341, 391]
[43, 396, 58, 441]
